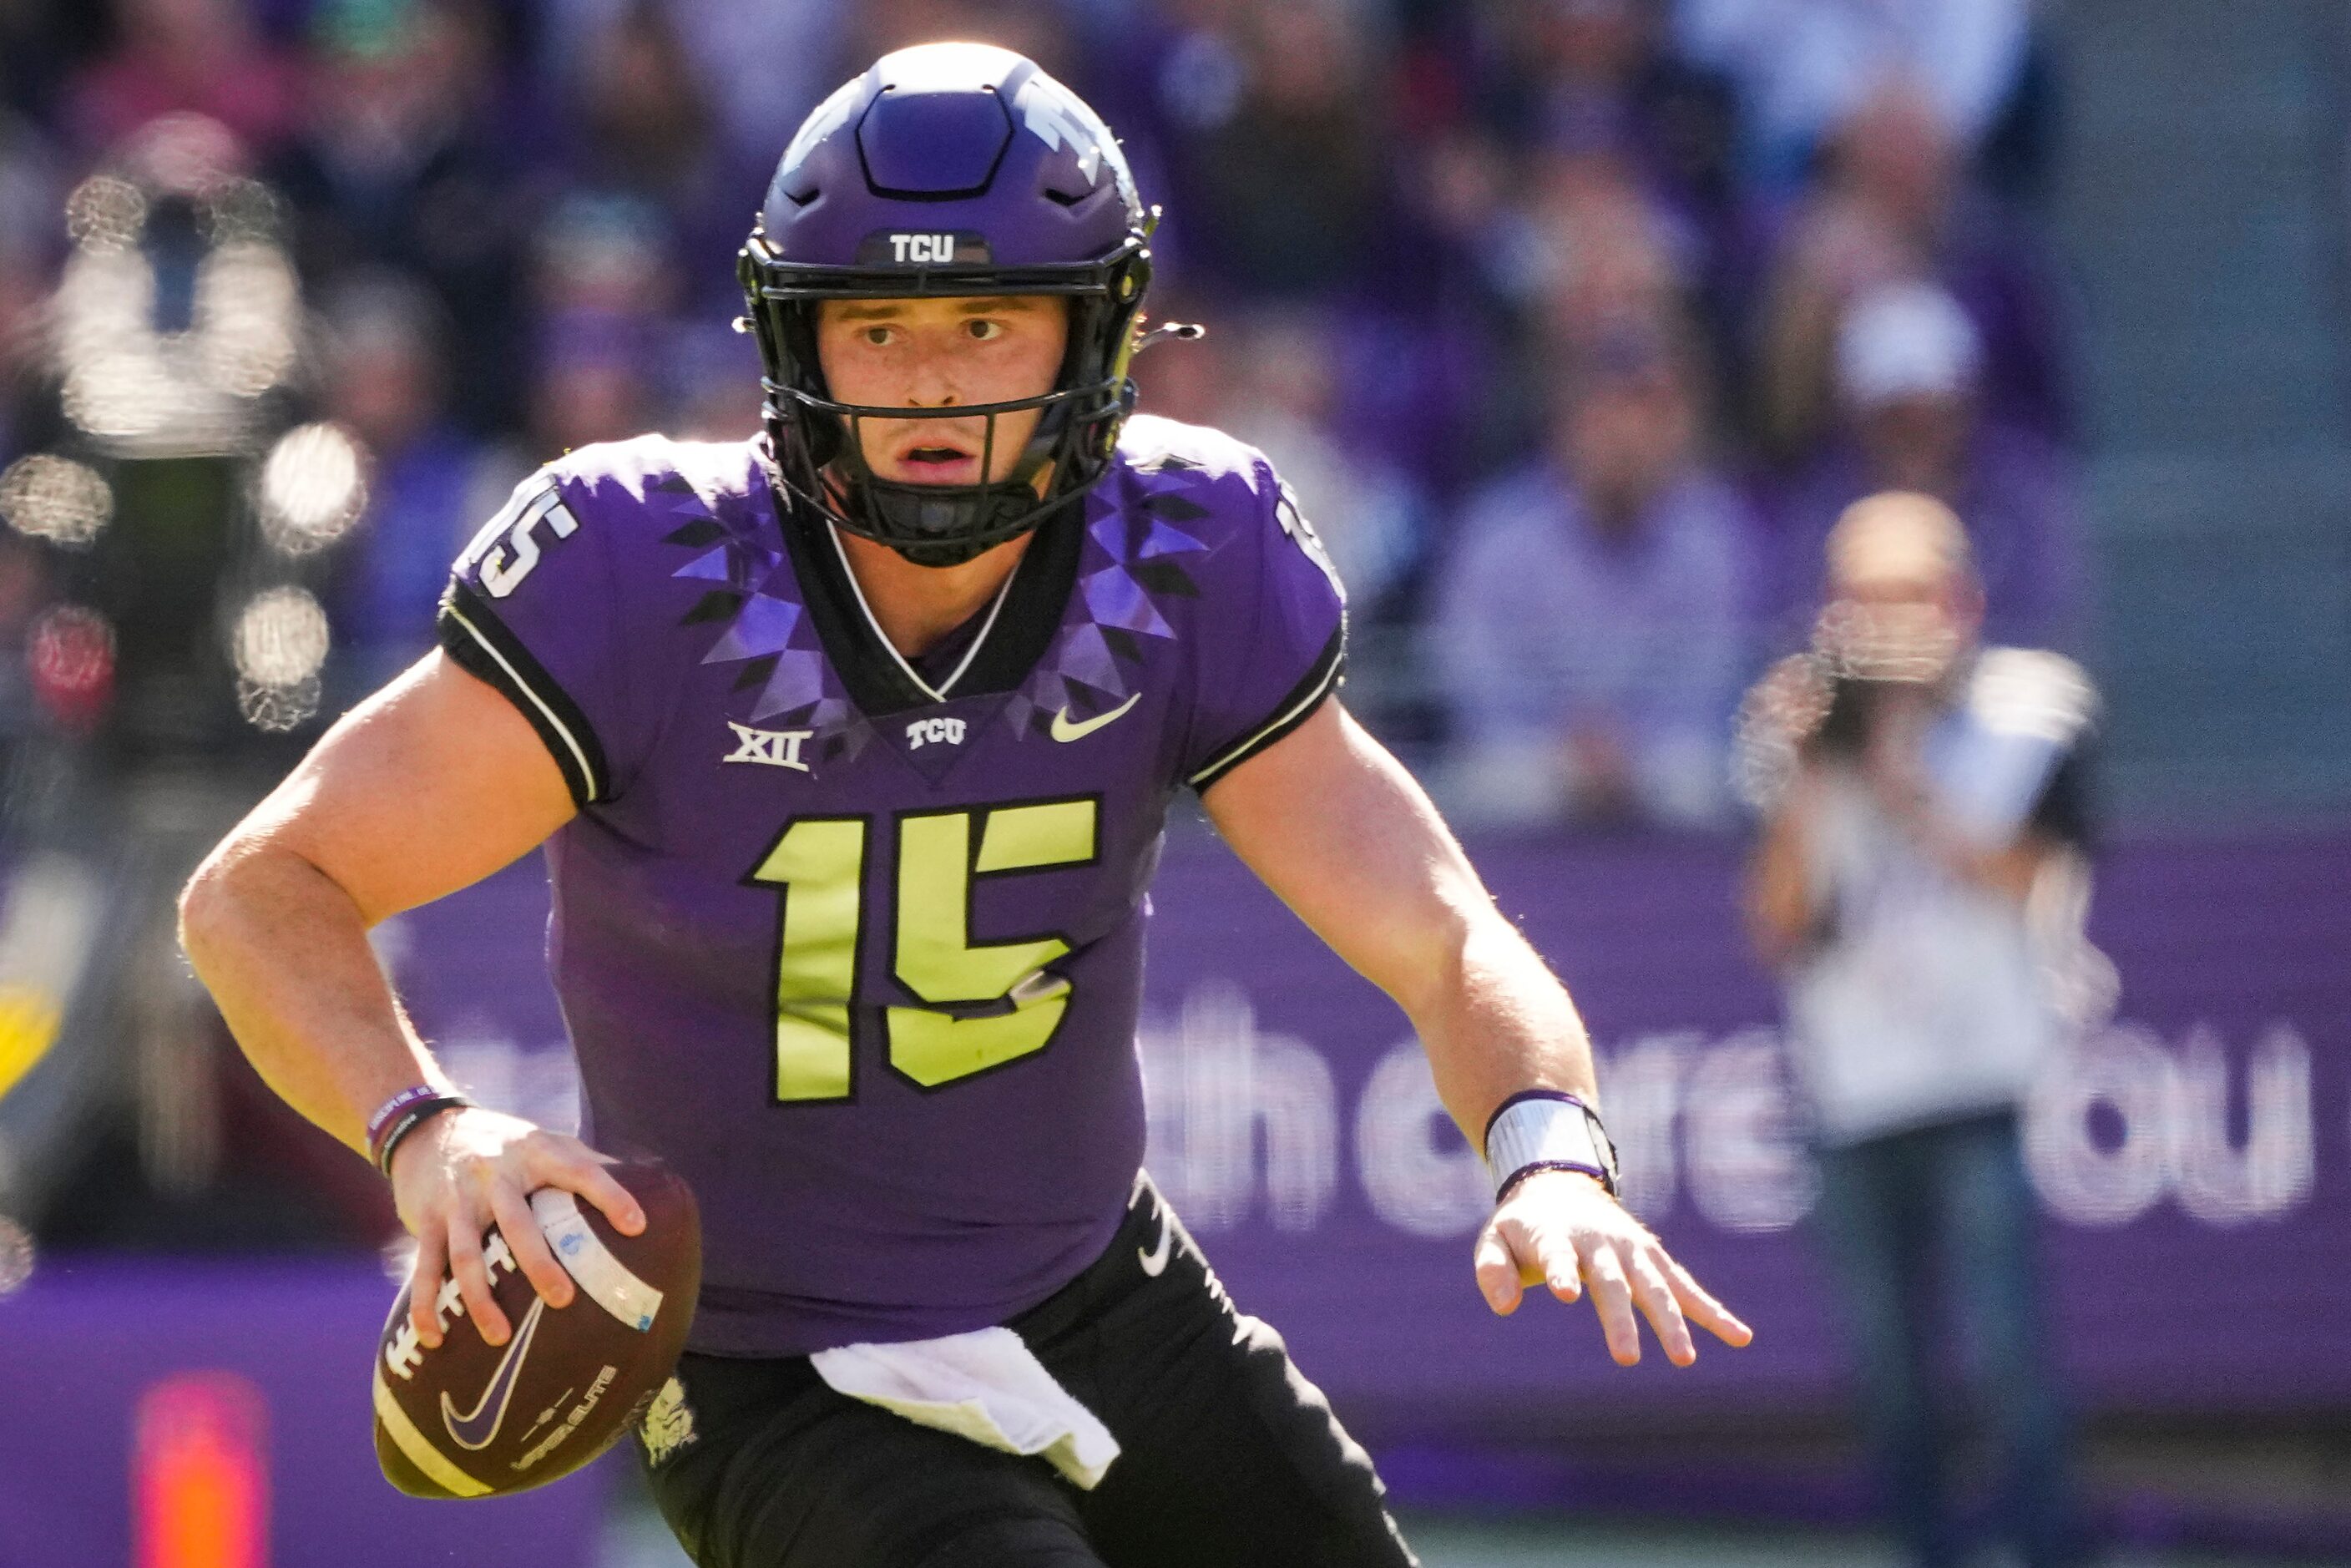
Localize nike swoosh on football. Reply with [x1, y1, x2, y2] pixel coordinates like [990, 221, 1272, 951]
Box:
[1137, 1210, 1173, 1277]
[1049, 691, 1141, 742]
[441, 1296, 547, 1451]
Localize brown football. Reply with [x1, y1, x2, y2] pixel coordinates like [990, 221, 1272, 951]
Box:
[371, 1157, 700, 1498]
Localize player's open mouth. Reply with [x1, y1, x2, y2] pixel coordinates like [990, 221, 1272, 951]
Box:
[889, 443, 983, 483]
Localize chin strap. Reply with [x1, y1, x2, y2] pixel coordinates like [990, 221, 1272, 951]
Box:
[856, 470, 1048, 566]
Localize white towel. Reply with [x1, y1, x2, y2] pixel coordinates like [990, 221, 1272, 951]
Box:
[811, 1326, 1121, 1490]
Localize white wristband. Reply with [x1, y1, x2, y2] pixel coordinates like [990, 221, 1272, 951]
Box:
[1483, 1091, 1617, 1201]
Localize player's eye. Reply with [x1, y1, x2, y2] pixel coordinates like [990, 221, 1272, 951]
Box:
[861, 325, 895, 347]
[964, 318, 1004, 341]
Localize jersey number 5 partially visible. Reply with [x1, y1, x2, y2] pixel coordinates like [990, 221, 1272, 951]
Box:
[747, 799, 1097, 1100]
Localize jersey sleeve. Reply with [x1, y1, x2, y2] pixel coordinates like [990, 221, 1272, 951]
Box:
[435, 464, 643, 807]
[1179, 463, 1348, 792]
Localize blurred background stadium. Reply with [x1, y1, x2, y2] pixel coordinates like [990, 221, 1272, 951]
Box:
[0, 0, 2345, 1563]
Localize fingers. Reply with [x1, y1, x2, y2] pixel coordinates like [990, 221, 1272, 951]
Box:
[1626, 1247, 1695, 1367]
[1580, 1243, 1641, 1366]
[1540, 1236, 1582, 1306]
[1477, 1173, 1757, 1366]
[488, 1180, 574, 1311]
[1473, 1221, 1523, 1315]
[531, 1137, 645, 1236]
[446, 1206, 511, 1347]
[1665, 1256, 1754, 1348]
[408, 1221, 449, 1349]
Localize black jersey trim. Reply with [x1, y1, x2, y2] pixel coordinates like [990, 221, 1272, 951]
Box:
[957, 499, 1084, 692]
[775, 486, 1084, 719]
[1188, 626, 1346, 792]
[437, 582, 610, 806]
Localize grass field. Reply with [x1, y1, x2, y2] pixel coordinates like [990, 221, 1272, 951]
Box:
[599, 1496, 2314, 1568]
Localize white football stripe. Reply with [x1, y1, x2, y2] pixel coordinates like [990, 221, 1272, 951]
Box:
[532, 1187, 666, 1332]
[374, 1365, 491, 1497]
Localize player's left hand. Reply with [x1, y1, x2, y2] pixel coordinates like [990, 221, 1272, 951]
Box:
[1473, 1169, 1752, 1366]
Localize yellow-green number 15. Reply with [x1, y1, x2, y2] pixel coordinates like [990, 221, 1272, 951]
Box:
[749, 799, 1096, 1100]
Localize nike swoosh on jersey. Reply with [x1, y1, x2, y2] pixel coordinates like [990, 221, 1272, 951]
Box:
[441, 1295, 547, 1451]
[1137, 1210, 1173, 1277]
[1049, 691, 1141, 742]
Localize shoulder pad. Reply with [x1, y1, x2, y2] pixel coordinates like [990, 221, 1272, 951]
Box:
[1115, 415, 1273, 493]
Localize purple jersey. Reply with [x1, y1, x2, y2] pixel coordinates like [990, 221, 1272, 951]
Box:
[437, 416, 1345, 1356]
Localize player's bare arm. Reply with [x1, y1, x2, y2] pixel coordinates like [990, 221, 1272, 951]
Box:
[178, 651, 645, 1351]
[1203, 700, 1752, 1366]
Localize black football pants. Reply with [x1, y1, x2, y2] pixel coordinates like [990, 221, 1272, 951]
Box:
[640, 1172, 1418, 1568]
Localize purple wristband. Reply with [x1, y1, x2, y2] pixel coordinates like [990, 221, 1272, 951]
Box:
[1494, 1160, 1613, 1205]
[367, 1085, 473, 1177]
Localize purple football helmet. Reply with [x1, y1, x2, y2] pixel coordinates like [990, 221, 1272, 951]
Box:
[738, 43, 1153, 565]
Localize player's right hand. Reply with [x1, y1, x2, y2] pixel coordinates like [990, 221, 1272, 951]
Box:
[388, 1105, 646, 1350]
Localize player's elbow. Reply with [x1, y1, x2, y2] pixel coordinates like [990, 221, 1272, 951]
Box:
[176, 832, 281, 974]
[175, 843, 243, 973]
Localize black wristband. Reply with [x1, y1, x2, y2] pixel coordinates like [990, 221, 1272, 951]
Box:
[370, 1093, 473, 1178]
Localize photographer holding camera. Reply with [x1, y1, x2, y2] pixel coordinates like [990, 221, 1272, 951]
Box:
[1742, 491, 2095, 1568]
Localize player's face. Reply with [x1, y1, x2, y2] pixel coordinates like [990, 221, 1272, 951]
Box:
[1828, 567, 1982, 681]
[815, 296, 1070, 488]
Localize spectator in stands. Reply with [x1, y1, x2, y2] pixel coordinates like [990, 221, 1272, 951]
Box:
[1752, 78, 2070, 460]
[523, 306, 655, 462]
[64, 0, 303, 159]
[1176, 0, 1394, 300]
[1467, 0, 1758, 388]
[1433, 313, 1752, 827]
[1766, 281, 2082, 653]
[568, 3, 715, 208]
[537, 0, 842, 182]
[532, 186, 675, 316]
[1676, 0, 2036, 187]
[558, 0, 742, 314]
[1422, 107, 1702, 485]
[1742, 491, 2092, 1568]
[315, 273, 497, 697]
[269, 0, 530, 435]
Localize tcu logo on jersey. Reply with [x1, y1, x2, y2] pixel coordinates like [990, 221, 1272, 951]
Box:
[888, 233, 958, 264]
[906, 716, 965, 751]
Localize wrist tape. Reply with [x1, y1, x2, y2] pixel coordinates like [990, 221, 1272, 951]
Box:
[1483, 1090, 1619, 1201]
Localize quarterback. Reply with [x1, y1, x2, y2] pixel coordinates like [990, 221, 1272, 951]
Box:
[181, 44, 1747, 1567]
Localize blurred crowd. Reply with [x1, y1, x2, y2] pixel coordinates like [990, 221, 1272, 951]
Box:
[0, 0, 2085, 831]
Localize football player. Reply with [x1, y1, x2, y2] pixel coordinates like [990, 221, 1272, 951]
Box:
[181, 44, 1749, 1568]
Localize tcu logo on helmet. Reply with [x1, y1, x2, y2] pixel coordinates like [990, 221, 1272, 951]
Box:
[907, 717, 966, 751]
[888, 233, 958, 264]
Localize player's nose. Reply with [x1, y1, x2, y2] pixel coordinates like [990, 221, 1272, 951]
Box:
[904, 355, 963, 409]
